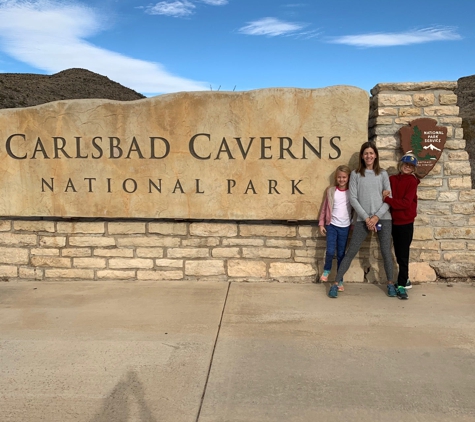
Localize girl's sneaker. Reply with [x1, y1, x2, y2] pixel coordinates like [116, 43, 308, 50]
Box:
[320, 270, 330, 282]
[405, 280, 413, 289]
[329, 284, 338, 298]
[337, 281, 344, 292]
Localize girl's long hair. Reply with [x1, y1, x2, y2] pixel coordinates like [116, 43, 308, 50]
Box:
[356, 141, 381, 176]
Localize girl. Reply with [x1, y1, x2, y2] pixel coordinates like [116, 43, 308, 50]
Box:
[330, 141, 394, 298]
[318, 165, 352, 291]
[382, 153, 420, 300]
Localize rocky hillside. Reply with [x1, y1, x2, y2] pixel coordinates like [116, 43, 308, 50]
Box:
[456, 75, 475, 188]
[0, 68, 145, 109]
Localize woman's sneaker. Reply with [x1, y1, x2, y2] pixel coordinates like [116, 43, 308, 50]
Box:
[405, 280, 413, 289]
[387, 283, 397, 297]
[397, 286, 408, 300]
[320, 270, 330, 282]
[337, 281, 344, 292]
[329, 284, 338, 298]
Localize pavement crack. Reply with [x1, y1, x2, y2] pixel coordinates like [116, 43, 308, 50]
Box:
[195, 281, 231, 422]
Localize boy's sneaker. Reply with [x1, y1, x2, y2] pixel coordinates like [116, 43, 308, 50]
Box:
[387, 283, 397, 297]
[329, 284, 338, 298]
[320, 270, 330, 282]
[397, 286, 408, 300]
[337, 281, 344, 292]
[405, 280, 413, 289]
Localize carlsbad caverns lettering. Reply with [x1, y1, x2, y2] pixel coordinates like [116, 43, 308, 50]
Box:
[0, 87, 369, 219]
[6, 133, 342, 195]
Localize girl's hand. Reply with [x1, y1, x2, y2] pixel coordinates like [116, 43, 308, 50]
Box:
[319, 226, 326, 236]
[382, 190, 390, 199]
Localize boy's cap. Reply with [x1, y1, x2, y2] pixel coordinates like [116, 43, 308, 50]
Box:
[401, 153, 418, 166]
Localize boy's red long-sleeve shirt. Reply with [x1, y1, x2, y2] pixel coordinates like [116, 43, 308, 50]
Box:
[384, 173, 420, 225]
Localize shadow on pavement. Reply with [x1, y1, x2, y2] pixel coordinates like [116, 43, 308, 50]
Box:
[91, 370, 157, 422]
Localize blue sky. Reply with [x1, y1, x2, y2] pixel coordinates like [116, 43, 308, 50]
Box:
[0, 0, 473, 96]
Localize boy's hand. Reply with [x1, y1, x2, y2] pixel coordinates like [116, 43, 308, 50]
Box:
[319, 226, 326, 236]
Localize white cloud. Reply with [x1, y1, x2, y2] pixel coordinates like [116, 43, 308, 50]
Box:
[0, 0, 207, 94]
[295, 29, 320, 40]
[238, 17, 304, 37]
[145, 1, 195, 17]
[144, 0, 227, 17]
[200, 0, 228, 5]
[330, 27, 461, 47]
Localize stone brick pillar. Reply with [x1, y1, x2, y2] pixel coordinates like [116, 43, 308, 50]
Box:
[369, 82, 475, 279]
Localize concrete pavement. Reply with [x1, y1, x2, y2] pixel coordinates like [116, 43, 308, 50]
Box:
[1, 280, 474, 421]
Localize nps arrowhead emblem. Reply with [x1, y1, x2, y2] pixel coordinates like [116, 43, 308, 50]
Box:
[399, 118, 447, 178]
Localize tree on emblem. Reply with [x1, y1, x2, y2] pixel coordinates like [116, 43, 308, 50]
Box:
[411, 126, 423, 157]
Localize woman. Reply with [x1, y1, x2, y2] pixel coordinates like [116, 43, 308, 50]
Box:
[330, 141, 395, 298]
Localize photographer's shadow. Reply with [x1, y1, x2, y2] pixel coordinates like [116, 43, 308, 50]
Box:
[91, 370, 157, 422]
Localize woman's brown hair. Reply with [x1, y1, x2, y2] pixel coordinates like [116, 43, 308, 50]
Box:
[356, 141, 381, 176]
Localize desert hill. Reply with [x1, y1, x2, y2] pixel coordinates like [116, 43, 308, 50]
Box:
[0, 68, 145, 109]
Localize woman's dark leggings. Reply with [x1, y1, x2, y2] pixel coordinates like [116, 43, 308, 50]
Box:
[335, 220, 393, 283]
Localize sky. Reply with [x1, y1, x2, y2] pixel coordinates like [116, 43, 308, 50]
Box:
[0, 0, 473, 97]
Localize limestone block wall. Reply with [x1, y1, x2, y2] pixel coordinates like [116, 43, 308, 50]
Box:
[370, 82, 475, 279]
[0, 217, 389, 283]
[0, 219, 326, 282]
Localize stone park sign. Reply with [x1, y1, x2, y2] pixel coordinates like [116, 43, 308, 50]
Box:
[0, 87, 369, 220]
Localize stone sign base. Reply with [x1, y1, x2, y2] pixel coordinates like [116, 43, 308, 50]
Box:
[0, 218, 437, 283]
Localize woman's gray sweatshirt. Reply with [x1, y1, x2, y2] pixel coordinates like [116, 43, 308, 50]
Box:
[350, 169, 392, 221]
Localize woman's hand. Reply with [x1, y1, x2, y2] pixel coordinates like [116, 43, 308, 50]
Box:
[365, 217, 373, 231]
[319, 226, 326, 236]
[366, 215, 379, 232]
[382, 190, 390, 199]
